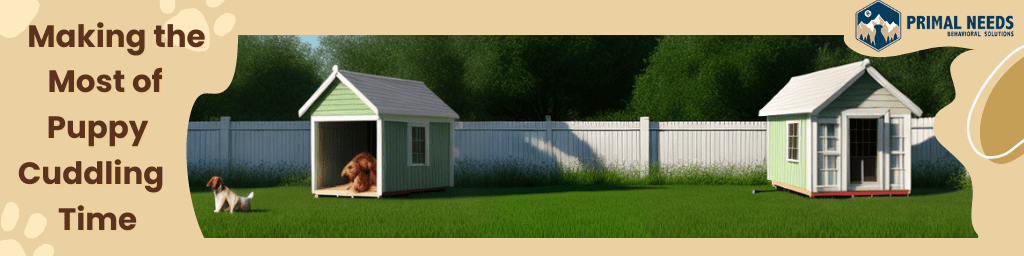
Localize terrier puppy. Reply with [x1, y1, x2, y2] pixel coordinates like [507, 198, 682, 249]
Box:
[205, 176, 253, 213]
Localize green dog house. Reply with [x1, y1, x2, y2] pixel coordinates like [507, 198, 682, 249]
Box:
[759, 59, 922, 197]
[298, 65, 459, 198]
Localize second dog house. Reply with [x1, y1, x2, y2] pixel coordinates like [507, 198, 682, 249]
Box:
[298, 65, 459, 198]
[759, 59, 921, 197]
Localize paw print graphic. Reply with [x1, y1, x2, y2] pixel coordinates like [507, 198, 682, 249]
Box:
[159, 0, 236, 52]
[0, 202, 53, 256]
[0, 0, 40, 38]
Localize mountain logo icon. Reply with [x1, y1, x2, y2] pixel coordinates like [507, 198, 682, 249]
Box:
[856, 1, 901, 51]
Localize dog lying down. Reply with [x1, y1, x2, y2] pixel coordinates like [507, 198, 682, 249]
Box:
[339, 152, 377, 193]
[206, 176, 253, 213]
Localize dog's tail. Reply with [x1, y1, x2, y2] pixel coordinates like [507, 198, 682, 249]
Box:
[246, 191, 254, 199]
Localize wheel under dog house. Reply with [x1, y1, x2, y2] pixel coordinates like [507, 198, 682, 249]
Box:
[298, 65, 459, 198]
[759, 59, 922, 197]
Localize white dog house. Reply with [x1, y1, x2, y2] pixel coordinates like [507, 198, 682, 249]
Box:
[298, 65, 459, 198]
[759, 59, 922, 197]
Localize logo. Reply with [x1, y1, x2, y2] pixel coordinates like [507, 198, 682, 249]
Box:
[856, 1, 901, 51]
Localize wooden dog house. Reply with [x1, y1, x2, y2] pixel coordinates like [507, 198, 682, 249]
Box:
[298, 65, 459, 198]
[759, 59, 922, 197]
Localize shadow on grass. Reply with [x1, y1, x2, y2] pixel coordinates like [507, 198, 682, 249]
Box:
[386, 184, 658, 200]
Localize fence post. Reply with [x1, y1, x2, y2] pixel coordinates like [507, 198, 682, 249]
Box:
[219, 116, 231, 169]
[640, 116, 650, 173]
[545, 115, 554, 170]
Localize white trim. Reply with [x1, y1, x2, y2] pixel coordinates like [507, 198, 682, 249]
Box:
[298, 69, 339, 117]
[336, 72, 380, 115]
[839, 115, 847, 192]
[881, 113, 890, 191]
[786, 120, 800, 163]
[814, 119, 841, 191]
[902, 114, 912, 190]
[840, 108, 889, 191]
[407, 122, 430, 166]
[807, 117, 815, 192]
[450, 122, 455, 187]
[311, 115, 379, 122]
[766, 117, 771, 183]
[376, 119, 384, 197]
[296, 65, 381, 117]
[310, 120, 317, 194]
[865, 67, 924, 117]
[309, 117, 384, 197]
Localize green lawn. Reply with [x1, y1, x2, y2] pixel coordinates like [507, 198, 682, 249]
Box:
[191, 185, 976, 238]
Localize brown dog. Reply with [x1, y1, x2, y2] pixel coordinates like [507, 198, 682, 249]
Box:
[341, 152, 377, 193]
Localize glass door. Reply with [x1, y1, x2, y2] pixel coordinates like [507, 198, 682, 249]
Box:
[849, 118, 878, 183]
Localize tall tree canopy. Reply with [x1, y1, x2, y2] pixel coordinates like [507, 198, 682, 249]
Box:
[190, 35, 321, 121]
[191, 35, 964, 121]
[315, 35, 659, 121]
[623, 36, 965, 121]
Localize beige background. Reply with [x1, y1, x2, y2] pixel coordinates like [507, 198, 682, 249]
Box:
[0, 0, 1021, 255]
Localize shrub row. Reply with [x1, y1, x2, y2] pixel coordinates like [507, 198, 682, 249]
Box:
[454, 159, 971, 189]
[186, 159, 970, 190]
[187, 162, 309, 191]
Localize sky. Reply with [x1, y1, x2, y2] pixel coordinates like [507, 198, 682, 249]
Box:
[298, 35, 319, 48]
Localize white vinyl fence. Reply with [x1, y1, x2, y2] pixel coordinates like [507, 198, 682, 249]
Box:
[186, 117, 311, 171]
[186, 116, 959, 171]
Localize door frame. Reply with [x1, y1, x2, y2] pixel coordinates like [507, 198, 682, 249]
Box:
[839, 108, 889, 192]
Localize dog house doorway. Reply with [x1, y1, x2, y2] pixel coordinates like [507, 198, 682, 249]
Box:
[313, 120, 378, 197]
[848, 118, 879, 190]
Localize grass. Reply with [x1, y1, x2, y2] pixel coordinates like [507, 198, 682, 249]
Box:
[192, 185, 976, 238]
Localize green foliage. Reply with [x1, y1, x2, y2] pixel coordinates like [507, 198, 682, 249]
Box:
[453, 159, 769, 188]
[623, 36, 966, 121]
[912, 162, 972, 189]
[193, 185, 976, 238]
[629, 36, 836, 121]
[187, 161, 308, 191]
[191, 35, 964, 121]
[190, 35, 322, 121]
[315, 35, 659, 121]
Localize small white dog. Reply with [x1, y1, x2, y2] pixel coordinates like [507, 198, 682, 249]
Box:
[205, 176, 253, 213]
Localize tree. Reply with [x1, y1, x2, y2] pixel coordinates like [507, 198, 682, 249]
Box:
[623, 35, 963, 121]
[315, 35, 659, 121]
[628, 36, 840, 121]
[190, 35, 321, 121]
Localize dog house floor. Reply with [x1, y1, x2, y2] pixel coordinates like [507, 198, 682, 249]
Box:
[314, 184, 378, 198]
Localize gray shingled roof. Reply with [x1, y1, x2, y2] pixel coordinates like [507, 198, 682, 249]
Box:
[339, 70, 459, 119]
[758, 58, 922, 117]
[298, 66, 459, 119]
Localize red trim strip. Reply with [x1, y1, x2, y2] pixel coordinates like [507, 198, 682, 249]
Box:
[811, 190, 910, 197]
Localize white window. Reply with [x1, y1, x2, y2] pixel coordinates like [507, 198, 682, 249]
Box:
[787, 121, 799, 162]
[408, 123, 429, 166]
[817, 123, 839, 187]
[890, 117, 905, 187]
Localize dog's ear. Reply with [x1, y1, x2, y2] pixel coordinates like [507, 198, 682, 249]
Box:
[206, 176, 221, 188]
[358, 153, 376, 173]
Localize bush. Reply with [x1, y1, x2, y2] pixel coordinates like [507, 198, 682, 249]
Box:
[455, 159, 972, 190]
[912, 162, 971, 189]
[454, 159, 769, 188]
[188, 161, 309, 191]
